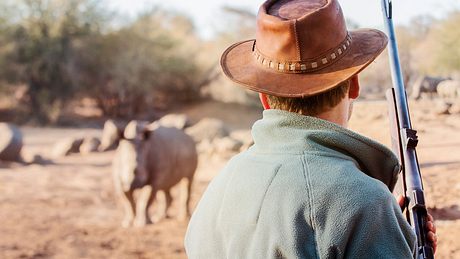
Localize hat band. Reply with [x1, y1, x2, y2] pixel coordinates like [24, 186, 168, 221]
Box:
[253, 34, 352, 74]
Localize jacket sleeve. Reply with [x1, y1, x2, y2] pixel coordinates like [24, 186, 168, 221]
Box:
[318, 185, 417, 259]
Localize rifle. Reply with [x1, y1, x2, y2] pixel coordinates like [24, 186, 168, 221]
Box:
[381, 1, 434, 258]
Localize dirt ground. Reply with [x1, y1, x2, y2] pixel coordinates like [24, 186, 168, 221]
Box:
[0, 100, 459, 259]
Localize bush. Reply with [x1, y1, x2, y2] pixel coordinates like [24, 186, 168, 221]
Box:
[0, 1, 211, 121]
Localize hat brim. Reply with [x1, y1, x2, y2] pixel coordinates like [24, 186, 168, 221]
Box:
[220, 29, 388, 97]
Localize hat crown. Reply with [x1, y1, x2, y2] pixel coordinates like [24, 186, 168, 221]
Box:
[219, 0, 387, 97]
[256, 0, 348, 63]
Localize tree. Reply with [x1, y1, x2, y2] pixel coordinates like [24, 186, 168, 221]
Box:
[413, 11, 460, 76]
[71, 9, 207, 117]
[1, 0, 108, 123]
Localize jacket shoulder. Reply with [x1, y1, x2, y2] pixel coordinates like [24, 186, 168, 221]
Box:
[304, 153, 394, 213]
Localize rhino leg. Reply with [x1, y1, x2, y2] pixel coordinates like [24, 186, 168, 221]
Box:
[121, 190, 135, 228]
[134, 185, 155, 227]
[186, 176, 194, 218]
[164, 190, 173, 219]
[180, 176, 194, 220]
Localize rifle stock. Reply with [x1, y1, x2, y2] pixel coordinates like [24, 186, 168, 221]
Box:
[381, 1, 434, 258]
[386, 89, 405, 200]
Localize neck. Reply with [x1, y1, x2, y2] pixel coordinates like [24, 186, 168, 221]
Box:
[315, 98, 350, 127]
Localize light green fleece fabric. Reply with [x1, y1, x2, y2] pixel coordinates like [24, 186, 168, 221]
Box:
[185, 109, 416, 259]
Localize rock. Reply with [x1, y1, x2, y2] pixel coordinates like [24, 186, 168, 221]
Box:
[21, 153, 49, 165]
[434, 101, 452, 115]
[99, 120, 125, 152]
[157, 114, 191, 129]
[213, 137, 243, 154]
[437, 80, 460, 99]
[230, 130, 253, 144]
[196, 139, 214, 155]
[51, 137, 84, 158]
[80, 137, 101, 154]
[0, 123, 23, 162]
[450, 102, 460, 115]
[240, 142, 254, 152]
[185, 118, 229, 143]
[230, 130, 254, 151]
[31, 154, 47, 164]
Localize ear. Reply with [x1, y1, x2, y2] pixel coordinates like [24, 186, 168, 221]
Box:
[349, 75, 360, 100]
[259, 93, 271, 110]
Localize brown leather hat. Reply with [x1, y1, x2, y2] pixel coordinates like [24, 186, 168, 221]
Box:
[220, 0, 388, 97]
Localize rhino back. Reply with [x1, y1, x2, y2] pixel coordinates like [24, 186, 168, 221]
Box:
[145, 127, 197, 190]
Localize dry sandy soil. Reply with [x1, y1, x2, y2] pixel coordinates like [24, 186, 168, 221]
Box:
[0, 100, 459, 259]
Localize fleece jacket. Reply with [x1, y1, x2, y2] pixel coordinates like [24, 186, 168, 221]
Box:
[185, 109, 416, 259]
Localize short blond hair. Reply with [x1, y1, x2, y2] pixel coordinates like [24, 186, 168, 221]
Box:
[266, 80, 350, 116]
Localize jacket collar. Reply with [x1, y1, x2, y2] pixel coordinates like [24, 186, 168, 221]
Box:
[251, 109, 400, 191]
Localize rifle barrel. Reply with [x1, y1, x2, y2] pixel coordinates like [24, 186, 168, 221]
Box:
[381, 1, 434, 258]
[382, 0, 412, 129]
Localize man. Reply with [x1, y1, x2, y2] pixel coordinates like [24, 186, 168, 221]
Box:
[185, 0, 437, 258]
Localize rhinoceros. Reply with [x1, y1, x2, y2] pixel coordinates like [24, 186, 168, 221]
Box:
[410, 75, 448, 100]
[113, 120, 198, 227]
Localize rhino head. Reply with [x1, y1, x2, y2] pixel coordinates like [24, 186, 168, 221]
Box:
[117, 120, 153, 192]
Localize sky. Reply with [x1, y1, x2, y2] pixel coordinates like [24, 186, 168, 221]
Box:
[108, 0, 460, 38]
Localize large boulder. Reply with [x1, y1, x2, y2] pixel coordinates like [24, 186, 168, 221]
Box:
[21, 152, 49, 165]
[185, 118, 229, 143]
[51, 137, 84, 158]
[438, 80, 460, 99]
[434, 101, 452, 115]
[449, 102, 460, 115]
[196, 138, 214, 155]
[230, 130, 253, 144]
[157, 114, 191, 130]
[80, 137, 101, 155]
[99, 120, 125, 152]
[213, 137, 243, 154]
[0, 123, 23, 161]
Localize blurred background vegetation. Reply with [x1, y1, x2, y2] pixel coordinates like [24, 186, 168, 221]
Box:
[0, 0, 459, 124]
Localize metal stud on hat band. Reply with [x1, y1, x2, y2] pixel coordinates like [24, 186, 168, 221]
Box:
[253, 34, 352, 74]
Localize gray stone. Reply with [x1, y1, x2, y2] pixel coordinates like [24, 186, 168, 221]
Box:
[0, 123, 23, 162]
[185, 118, 229, 143]
[438, 80, 460, 99]
[80, 137, 101, 154]
[51, 137, 84, 158]
[157, 114, 191, 129]
[434, 101, 452, 115]
[99, 120, 125, 152]
[449, 102, 460, 114]
[214, 137, 243, 154]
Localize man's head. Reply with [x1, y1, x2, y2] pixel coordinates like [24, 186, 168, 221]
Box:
[220, 0, 388, 117]
[260, 0, 358, 122]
